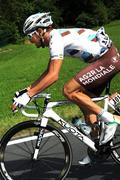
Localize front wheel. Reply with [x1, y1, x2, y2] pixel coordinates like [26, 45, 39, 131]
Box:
[0, 120, 72, 180]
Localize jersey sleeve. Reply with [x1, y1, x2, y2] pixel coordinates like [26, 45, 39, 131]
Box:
[49, 30, 64, 60]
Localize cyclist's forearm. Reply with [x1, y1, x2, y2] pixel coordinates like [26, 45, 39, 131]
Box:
[27, 59, 62, 97]
[28, 70, 48, 89]
[27, 73, 58, 97]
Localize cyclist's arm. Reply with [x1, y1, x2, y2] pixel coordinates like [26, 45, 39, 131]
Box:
[27, 59, 63, 97]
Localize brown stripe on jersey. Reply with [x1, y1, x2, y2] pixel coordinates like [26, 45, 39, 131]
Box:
[78, 29, 85, 35]
[61, 31, 70, 37]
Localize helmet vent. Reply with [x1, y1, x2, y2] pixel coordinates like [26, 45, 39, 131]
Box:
[26, 22, 33, 30]
[43, 19, 50, 23]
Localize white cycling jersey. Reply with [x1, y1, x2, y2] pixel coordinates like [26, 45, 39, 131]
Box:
[49, 27, 112, 62]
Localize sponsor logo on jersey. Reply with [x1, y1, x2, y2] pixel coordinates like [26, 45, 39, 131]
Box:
[111, 53, 120, 63]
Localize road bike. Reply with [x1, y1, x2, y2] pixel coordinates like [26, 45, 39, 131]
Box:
[0, 81, 120, 180]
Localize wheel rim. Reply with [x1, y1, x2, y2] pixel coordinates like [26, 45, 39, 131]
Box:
[0, 122, 71, 180]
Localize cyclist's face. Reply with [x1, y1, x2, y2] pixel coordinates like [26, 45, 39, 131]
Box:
[28, 28, 50, 48]
[28, 31, 43, 48]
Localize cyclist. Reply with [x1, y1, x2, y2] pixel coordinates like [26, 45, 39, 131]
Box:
[12, 12, 120, 165]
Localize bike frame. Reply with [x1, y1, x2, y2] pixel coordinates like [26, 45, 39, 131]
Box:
[21, 93, 116, 153]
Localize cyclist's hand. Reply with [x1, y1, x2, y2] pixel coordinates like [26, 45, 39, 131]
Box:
[12, 89, 31, 112]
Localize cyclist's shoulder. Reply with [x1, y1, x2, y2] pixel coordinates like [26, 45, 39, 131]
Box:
[50, 28, 97, 38]
[50, 29, 62, 41]
[60, 28, 97, 38]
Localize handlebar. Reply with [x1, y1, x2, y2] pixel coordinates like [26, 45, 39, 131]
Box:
[20, 93, 51, 118]
[31, 93, 51, 100]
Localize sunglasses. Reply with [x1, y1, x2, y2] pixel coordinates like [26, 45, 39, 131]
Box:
[27, 31, 41, 40]
[27, 31, 37, 39]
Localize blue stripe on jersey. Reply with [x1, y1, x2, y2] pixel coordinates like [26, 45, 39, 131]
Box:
[88, 34, 96, 41]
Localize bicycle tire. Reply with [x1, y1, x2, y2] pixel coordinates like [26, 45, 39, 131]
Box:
[0, 120, 72, 180]
[111, 125, 120, 165]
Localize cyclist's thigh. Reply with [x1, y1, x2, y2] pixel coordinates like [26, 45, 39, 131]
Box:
[64, 77, 89, 93]
[74, 45, 120, 95]
[64, 78, 96, 97]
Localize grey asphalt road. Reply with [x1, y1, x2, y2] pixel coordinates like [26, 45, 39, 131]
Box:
[65, 134, 120, 180]
[0, 133, 120, 180]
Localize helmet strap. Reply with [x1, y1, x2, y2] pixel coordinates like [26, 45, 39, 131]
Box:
[39, 30, 45, 48]
[36, 28, 47, 48]
[43, 29, 47, 33]
[40, 37, 45, 48]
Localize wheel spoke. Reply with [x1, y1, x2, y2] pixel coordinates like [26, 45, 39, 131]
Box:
[111, 126, 120, 165]
[0, 121, 71, 180]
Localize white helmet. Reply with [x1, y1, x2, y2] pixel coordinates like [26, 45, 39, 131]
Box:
[23, 12, 53, 34]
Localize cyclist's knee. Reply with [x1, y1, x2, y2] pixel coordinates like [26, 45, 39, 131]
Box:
[63, 80, 88, 101]
[84, 113, 97, 125]
[63, 84, 81, 100]
[63, 84, 77, 100]
[63, 84, 71, 98]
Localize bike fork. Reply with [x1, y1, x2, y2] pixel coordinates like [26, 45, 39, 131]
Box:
[33, 128, 45, 160]
[33, 117, 48, 160]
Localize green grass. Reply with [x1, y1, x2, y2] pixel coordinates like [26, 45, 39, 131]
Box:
[0, 20, 120, 136]
[0, 44, 84, 135]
